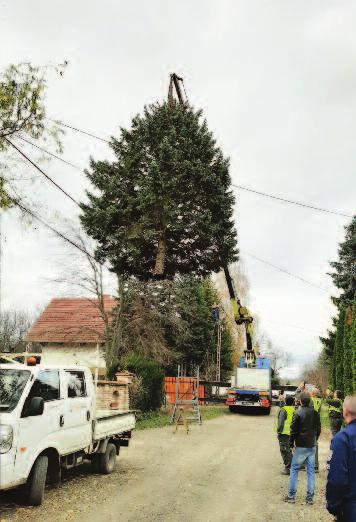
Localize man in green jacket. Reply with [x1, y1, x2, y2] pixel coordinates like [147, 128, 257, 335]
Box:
[275, 395, 295, 474]
[326, 390, 343, 436]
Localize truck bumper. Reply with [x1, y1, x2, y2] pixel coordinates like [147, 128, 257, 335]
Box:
[233, 401, 262, 407]
[0, 450, 25, 490]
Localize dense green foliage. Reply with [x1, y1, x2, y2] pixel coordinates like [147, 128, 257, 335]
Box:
[321, 216, 356, 394]
[107, 276, 234, 409]
[352, 294, 356, 393]
[0, 62, 65, 208]
[81, 101, 237, 280]
[167, 277, 233, 380]
[329, 216, 356, 308]
[123, 352, 165, 411]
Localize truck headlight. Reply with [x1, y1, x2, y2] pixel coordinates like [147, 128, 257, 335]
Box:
[0, 425, 13, 454]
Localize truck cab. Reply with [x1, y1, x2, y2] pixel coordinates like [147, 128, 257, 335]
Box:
[0, 363, 135, 505]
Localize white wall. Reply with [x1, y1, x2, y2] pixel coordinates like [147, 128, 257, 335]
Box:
[41, 345, 106, 370]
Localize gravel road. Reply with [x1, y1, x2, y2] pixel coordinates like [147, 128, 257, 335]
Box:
[0, 408, 334, 522]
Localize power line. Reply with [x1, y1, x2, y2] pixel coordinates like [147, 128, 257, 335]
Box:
[242, 250, 329, 292]
[17, 135, 82, 171]
[47, 118, 111, 144]
[233, 184, 353, 218]
[11, 197, 96, 260]
[4, 138, 81, 208]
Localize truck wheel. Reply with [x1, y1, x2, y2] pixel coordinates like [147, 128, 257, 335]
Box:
[263, 407, 271, 415]
[98, 443, 117, 474]
[27, 455, 48, 506]
[229, 406, 237, 413]
[91, 454, 100, 473]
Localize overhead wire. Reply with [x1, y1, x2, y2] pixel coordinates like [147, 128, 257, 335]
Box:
[242, 250, 329, 292]
[10, 196, 96, 260]
[47, 118, 111, 144]
[233, 184, 352, 218]
[16, 135, 83, 171]
[4, 138, 81, 208]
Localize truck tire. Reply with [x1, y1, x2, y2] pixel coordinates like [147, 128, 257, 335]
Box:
[263, 407, 271, 415]
[229, 406, 238, 413]
[91, 454, 100, 473]
[27, 455, 48, 506]
[98, 443, 117, 474]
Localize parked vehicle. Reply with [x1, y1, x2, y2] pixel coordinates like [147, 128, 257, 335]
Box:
[226, 356, 271, 414]
[0, 363, 135, 506]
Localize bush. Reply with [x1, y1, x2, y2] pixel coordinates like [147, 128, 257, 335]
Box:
[123, 353, 164, 411]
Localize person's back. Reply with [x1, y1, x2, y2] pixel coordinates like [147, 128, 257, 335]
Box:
[291, 403, 321, 448]
[326, 395, 356, 521]
[284, 392, 321, 505]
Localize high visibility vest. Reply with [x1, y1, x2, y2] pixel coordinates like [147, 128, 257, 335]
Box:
[328, 399, 343, 415]
[311, 397, 322, 413]
[274, 406, 294, 435]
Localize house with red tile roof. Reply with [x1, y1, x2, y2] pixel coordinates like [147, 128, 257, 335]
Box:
[26, 296, 117, 375]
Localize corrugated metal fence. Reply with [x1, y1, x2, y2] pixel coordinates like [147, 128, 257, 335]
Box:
[164, 377, 204, 404]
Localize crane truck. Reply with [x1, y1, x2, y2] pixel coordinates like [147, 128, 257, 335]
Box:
[168, 74, 271, 413]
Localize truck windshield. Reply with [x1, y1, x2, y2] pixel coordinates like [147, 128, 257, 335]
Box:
[0, 369, 31, 413]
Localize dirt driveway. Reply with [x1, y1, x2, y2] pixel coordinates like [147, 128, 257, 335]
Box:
[0, 408, 334, 522]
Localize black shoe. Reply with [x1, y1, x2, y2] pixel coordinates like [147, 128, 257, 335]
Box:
[315, 468, 319, 473]
[283, 495, 295, 503]
[280, 467, 290, 475]
[306, 498, 314, 505]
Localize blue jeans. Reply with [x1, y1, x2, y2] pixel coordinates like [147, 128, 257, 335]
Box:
[288, 446, 315, 499]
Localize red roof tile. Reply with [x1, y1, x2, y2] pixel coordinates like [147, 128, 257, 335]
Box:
[26, 296, 117, 344]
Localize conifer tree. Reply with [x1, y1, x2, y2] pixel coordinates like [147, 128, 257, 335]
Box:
[334, 308, 346, 391]
[329, 216, 356, 308]
[81, 102, 238, 280]
[343, 306, 353, 395]
[352, 293, 356, 392]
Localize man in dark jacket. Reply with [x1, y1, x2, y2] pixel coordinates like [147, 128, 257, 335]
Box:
[284, 392, 321, 505]
[326, 395, 356, 521]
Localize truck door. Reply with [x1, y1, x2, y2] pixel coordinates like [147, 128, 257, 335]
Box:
[60, 370, 92, 453]
[15, 370, 64, 479]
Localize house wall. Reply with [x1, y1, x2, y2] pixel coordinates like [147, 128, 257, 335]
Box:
[41, 344, 106, 372]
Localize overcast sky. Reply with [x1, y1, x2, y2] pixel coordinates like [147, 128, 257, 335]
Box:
[1, 1, 355, 377]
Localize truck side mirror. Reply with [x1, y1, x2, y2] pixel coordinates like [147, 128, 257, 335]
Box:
[23, 397, 44, 417]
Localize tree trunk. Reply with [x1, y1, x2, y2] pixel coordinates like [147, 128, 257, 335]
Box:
[153, 233, 166, 277]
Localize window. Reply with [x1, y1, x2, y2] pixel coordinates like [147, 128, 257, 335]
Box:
[28, 370, 60, 402]
[65, 371, 87, 398]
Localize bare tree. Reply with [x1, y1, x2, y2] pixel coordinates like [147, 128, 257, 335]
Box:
[0, 310, 33, 352]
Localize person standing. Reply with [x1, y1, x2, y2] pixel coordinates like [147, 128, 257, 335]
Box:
[326, 395, 356, 521]
[326, 390, 344, 436]
[278, 388, 285, 407]
[283, 392, 321, 505]
[310, 389, 322, 472]
[275, 395, 294, 474]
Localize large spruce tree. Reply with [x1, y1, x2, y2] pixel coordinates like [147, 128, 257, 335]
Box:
[81, 102, 237, 280]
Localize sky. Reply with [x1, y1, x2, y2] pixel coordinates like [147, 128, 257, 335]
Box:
[1, 1, 355, 377]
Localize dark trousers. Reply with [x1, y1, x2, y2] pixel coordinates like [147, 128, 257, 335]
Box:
[278, 434, 292, 468]
[330, 417, 343, 436]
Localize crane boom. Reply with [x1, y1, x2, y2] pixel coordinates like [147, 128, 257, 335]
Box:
[167, 73, 257, 365]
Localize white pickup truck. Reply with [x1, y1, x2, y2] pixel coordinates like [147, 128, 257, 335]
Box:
[0, 363, 135, 505]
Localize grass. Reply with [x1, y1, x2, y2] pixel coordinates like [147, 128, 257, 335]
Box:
[135, 404, 230, 430]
